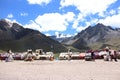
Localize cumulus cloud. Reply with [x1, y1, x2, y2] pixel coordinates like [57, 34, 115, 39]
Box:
[60, 0, 117, 15]
[24, 20, 42, 31]
[5, 18, 16, 23]
[76, 26, 88, 32]
[27, 0, 51, 6]
[55, 32, 72, 38]
[60, 0, 117, 32]
[72, 13, 86, 30]
[45, 33, 51, 36]
[75, 22, 92, 32]
[35, 13, 67, 32]
[72, 13, 99, 32]
[22, 0, 119, 35]
[98, 12, 106, 17]
[118, 7, 120, 14]
[7, 14, 13, 18]
[24, 12, 75, 32]
[99, 14, 120, 28]
[109, 9, 116, 15]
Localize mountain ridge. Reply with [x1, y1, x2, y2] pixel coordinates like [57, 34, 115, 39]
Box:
[62, 23, 120, 50]
[0, 19, 67, 52]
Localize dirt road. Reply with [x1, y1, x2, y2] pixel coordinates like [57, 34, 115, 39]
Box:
[0, 60, 120, 80]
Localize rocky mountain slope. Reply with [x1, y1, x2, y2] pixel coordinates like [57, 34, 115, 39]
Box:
[62, 23, 120, 50]
[0, 19, 67, 52]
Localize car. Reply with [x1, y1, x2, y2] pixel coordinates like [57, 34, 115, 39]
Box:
[71, 52, 80, 60]
[0, 53, 8, 60]
[79, 53, 85, 59]
[13, 53, 22, 60]
[85, 53, 92, 61]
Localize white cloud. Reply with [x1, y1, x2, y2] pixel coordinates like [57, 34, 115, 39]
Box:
[24, 12, 75, 32]
[118, 7, 120, 10]
[60, 0, 117, 15]
[4, 18, 22, 27]
[7, 14, 13, 18]
[76, 21, 93, 32]
[65, 0, 117, 32]
[118, 7, 120, 14]
[35, 13, 66, 32]
[60, 34, 72, 38]
[109, 9, 116, 15]
[89, 18, 99, 25]
[27, 0, 51, 6]
[72, 13, 99, 32]
[98, 12, 106, 17]
[99, 14, 120, 28]
[55, 32, 60, 38]
[35, 12, 74, 32]
[72, 13, 85, 29]
[76, 26, 88, 32]
[25, 0, 118, 35]
[24, 20, 42, 31]
[20, 13, 28, 16]
[5, 18, 16, 23]
[5, 18, 22, 25]
[55, 32, 72, 38]
[45, 33, 51, 36]
[72, 20, 79, 29]
[73, 17, 98, 32]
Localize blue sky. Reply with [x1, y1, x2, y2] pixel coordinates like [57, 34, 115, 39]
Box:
[0, 0, 120, 38]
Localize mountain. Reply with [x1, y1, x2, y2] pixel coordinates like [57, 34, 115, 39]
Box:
[62, 23, 120, 50]
[50, 35, 73, 43]
[0, 19, 67, 52]
[50, 35, 80, 51]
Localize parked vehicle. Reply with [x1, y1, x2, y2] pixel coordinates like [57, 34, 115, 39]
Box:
[85, 53, 92, 61]
[71, 52, 80, 60]
[13, 53, 22, 60]
[0, 53, 8, 60]
[79, 53, 85, 59]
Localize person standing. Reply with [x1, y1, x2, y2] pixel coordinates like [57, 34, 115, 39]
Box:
[68, 49, 72, 61]
[91, 51, 95, 61]
[105, 46, 111, 61]
[5, 50, 14, 62]
[113, 51, 118, 62]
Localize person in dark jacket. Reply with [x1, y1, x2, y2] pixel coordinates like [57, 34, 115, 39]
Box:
[91, 51, 95, 61]
[113, 51, 118, 62]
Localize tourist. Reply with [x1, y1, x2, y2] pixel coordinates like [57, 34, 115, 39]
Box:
[91, 51, 95, 61]
[113, 51, 118, 62]
[68, 49, 72, 61]
[5, 50, 14, 62]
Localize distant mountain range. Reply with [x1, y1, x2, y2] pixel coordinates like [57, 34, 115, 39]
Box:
[62, 23, 120, 50]
[50, 35, 73, 43]
[0, 19, 67, 52]
[1, 19, 120, 52]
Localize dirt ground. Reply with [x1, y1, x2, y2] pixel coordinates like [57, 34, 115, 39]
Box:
[0, 60, 120, 80]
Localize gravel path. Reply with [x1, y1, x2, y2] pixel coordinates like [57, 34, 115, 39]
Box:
[0, 60, 120, 80]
